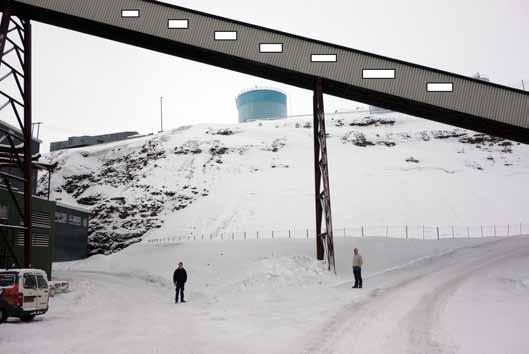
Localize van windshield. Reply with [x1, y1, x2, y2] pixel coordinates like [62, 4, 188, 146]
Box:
[0, 272, 16, 287]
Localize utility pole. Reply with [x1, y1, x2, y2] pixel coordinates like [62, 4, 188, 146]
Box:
[160, 96, 164, 132]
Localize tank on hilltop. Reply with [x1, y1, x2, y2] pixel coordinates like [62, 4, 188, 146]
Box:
[236, 88, 287, 123]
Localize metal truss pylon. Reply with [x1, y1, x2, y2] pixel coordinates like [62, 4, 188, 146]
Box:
[0, 4, 32, 268]
[313, 78, 336, 273]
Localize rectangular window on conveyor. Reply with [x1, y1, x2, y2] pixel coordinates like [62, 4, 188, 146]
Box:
[214, 31, 237, 41]
[427, 83, 453, 92]
[168, 19, 189, 29]
[259, 43, 283, 53]
[311, 54, 337, 62]
[362, 69, 396, 79]
[121, 10, 140, 18]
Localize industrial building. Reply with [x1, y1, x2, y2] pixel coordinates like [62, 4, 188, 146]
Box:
[54, 202, 89, 262]
[0, 188, 56, 277]
[50, 131, 139, 152]
[0, 120, 90, 277]
[236, 88, 287, 123]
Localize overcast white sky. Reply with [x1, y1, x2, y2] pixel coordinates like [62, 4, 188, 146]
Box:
[8, 0, 529, 150]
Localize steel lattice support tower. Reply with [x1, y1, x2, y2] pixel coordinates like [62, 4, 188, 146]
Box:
[313, 78, 336, 273]
[0, 3, 33, 268]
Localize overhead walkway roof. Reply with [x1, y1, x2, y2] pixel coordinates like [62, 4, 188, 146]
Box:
[3, 0, 528, 143]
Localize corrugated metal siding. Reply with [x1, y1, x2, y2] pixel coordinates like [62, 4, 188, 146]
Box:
[16, 231, 49, 247]
[14, 0, 529, 129]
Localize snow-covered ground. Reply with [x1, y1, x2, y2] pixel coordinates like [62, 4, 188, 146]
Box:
[38, 112, 529, 254]
[18, 111, 528, 353]
[2, 236, 529, 354]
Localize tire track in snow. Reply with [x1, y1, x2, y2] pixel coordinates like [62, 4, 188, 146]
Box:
[302, 237, 529, 354]
[404, 245, 529, 354]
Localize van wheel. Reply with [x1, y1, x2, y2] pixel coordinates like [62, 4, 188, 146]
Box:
[20, 314, 35, 322]
[0, 309, 7, 324]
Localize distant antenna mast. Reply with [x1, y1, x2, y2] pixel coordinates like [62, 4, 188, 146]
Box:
[160, 96, 164, 132]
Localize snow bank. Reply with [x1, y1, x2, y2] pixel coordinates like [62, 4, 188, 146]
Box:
[54, 237, 494, 299]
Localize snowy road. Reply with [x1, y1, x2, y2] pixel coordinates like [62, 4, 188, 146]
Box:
[304, 237, 529, 354]
[1, 237, 528, 354]
[0, 270, 203, 354]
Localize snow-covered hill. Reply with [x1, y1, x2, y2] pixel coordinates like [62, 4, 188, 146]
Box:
[38, 112, 529, 255]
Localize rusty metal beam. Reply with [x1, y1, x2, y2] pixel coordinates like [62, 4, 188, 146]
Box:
[313, 78, 336, 273]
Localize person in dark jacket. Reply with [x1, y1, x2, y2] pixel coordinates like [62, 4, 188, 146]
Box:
[173, 262, 187, 303]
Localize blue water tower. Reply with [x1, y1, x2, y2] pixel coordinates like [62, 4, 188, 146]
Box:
[236, 88, 287, 123]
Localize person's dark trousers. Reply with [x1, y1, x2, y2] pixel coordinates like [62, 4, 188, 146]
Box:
[353, 266, 363, 288]
[175, 283, 185, 303]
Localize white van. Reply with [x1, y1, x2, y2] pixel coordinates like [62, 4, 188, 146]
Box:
[0, 269, 50, 322]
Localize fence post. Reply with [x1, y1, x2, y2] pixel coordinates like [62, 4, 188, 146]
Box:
[232, 232, 234, 240]
[451, 225, 455, 238]
[344, 228, 346, 238]
[507, 224, 510, 237]
[210, 234, 212, 240]
[289, 229, 291, 239]
[244, 231, 247, 240]
[257, 231, 259, 239]
[221, 233, 223, 240]
[406, 225, 408, 240]
[436, 226, 440, 240]
[272, 230, 274, 239]
[422, 225, 425, 240]
[361, 226, 364, 237]
[306, 229, 309, 239]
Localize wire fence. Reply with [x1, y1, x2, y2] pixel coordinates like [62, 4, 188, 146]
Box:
[145, 223, 529, 244]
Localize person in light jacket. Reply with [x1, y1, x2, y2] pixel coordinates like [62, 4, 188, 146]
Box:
[352, 248, 363, 288]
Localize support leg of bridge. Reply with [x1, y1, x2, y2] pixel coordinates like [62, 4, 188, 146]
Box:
[23, 18, 32, 267]
[313, 78, 336, 272]
[313, 89, 324, 260]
